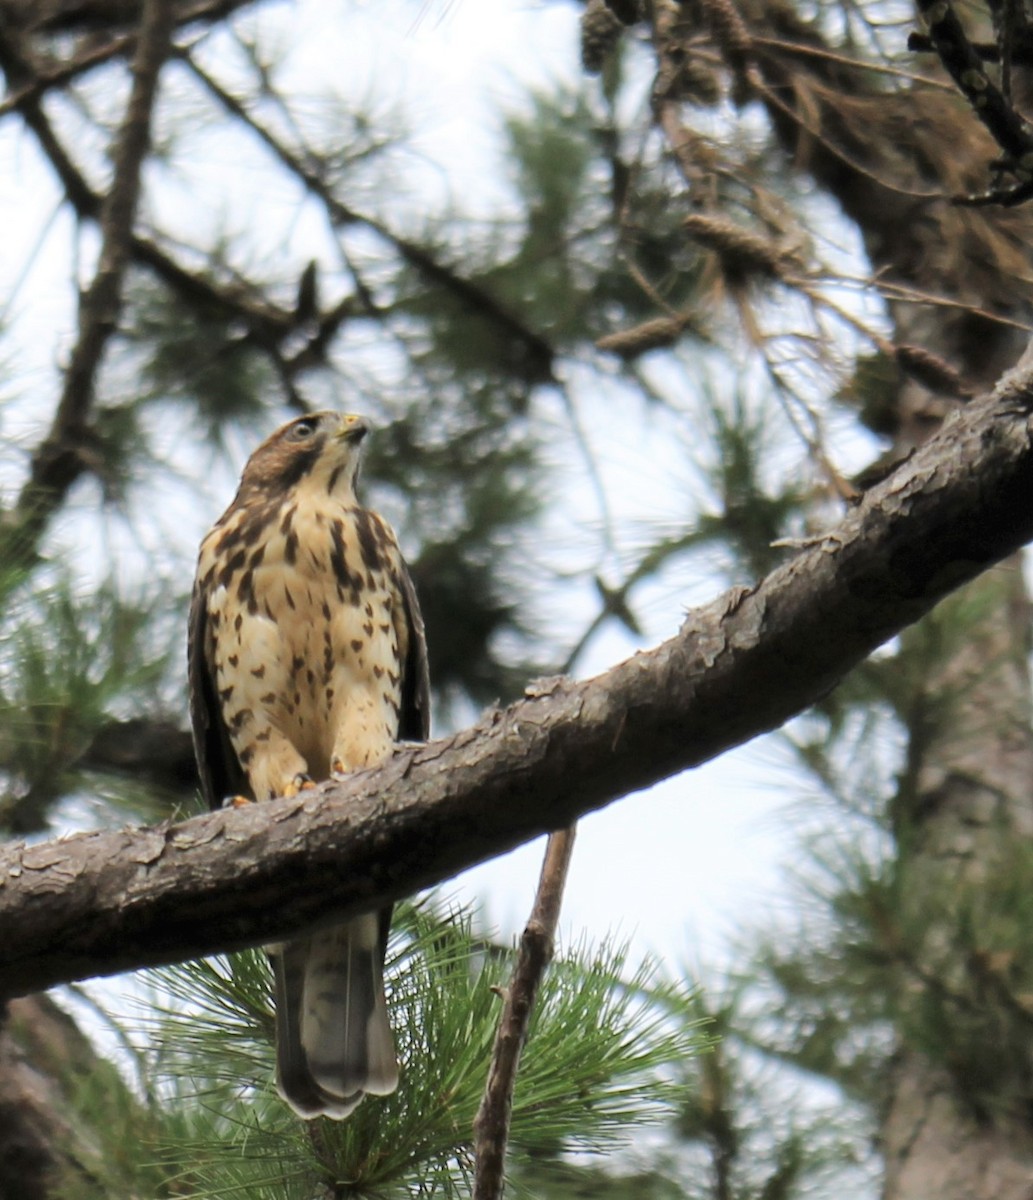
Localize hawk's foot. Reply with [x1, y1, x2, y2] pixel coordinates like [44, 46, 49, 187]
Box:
[221, 794, 253, 809]
[330, 756, 352, 777]
[282, 773, 317, 798]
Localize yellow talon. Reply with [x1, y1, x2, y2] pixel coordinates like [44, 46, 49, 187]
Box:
[222, 794, 253, 809]
[282, 773, 316, 798]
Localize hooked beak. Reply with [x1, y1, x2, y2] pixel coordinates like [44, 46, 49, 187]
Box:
[336, 414, 370, 446]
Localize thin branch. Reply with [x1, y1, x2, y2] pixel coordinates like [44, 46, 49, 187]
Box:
[913, 0, 1033, 166]
[0, 0, 259, 118]
[3, 359, 1033, 997]
[908, 30, 1033, 67]
[755, 33, 955, 88]
[283, 294, 356, 376]
[0, 37, 299, 360]
[662, 0, 939, 205]
[473, 826, 576, 1200]
[181, 51, 557, 385]
[0, 0, 174, 562]
[0, 32, 134, 119]
[561, 531, 700, 673]
[13, 93, 296, 334]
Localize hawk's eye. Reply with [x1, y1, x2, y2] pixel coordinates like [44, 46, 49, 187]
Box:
[289, 420, 317, 441]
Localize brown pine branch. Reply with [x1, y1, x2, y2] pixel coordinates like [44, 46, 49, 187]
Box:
[473, 826, 576, 1200]
[561, 533, 700, 672]
[1, 87, 296, 336]
[0, 0, 255, 36]
[0, 34, 300, 373]
[0, 32, 134, 118]
[908, 30, 1033, 68]
[0, 995, 111, 1199]
[182, 52, 557, 386]
[81, 718, 198, 791]
[282, 294, 357, 379]
[0, 0, 174, 562]
[2, 355, 1033, 997]
[913, 0, 1033, 171]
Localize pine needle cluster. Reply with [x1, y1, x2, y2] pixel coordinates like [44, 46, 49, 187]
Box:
[98, 901, 708, 1198]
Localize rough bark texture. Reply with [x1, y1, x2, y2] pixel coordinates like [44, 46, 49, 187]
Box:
[880, 1058, 1033, 1200]
[649, 1, 1033, 1191]
[2, 368, 1033, 998]
[878, 558, 1033, 1199]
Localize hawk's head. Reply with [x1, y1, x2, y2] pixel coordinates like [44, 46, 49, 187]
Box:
[238, 412, 369, 501]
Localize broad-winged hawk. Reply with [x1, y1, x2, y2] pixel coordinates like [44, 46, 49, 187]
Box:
[188, 411, 430, 1119]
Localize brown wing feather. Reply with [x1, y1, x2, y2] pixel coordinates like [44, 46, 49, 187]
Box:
[187, 575, 249, 810]
[398, 562, 430, 742]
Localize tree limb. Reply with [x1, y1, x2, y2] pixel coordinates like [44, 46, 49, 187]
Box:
[913, 0, 1033, 172]
[2, 360, 1033, 998]
[0, 32, 134, 118]
[473, 826, 576, 1200]
[0, 992, 134, 1197]
[0, 0, 173, 559]
[0, 34, 300, 375]
[182, 52, 557, 386]
[80, 718, 198, 792]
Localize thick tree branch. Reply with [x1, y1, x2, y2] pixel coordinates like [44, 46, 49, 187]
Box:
[3, 361, 1033, 998]
[81, 718, 198, 792]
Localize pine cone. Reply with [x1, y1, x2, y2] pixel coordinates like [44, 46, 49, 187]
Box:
[596, 315, 690, 359]
[895, 343, 972, 400]
[581, 0, 623, 74]
[683, 213, 789, 283]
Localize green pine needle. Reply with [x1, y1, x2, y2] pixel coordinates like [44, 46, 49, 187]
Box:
[133, 899, 703, 1198]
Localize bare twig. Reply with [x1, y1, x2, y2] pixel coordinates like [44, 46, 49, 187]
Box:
[561, 530, 700, 673]
[13, 95, 295, 333]
[653, 1, 941, 206]
[0, 32, 134, 118]
[473, 826, 577, 1200]
[0, 0, 174, 562]
[0, 37, 300, 363]
[908, 30, 1033, 68]
[912, 0, 1033, 200]
[12, 0, 254, 36]
[0, 0, 258, 119]
[182, 52, 557, 386]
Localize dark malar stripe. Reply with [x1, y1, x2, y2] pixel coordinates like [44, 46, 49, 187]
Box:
[277, 443, 323, 491]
